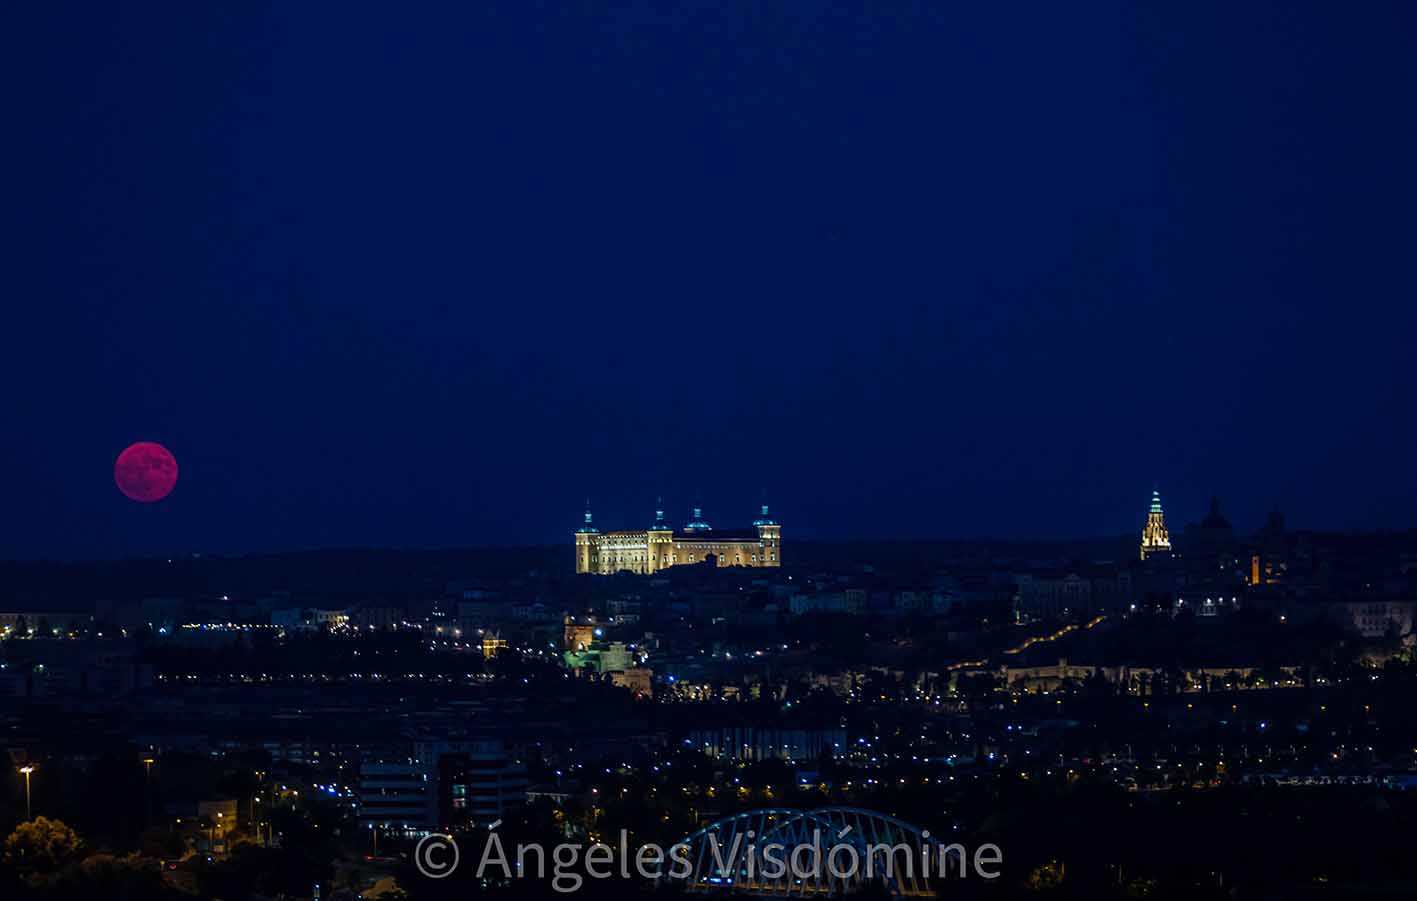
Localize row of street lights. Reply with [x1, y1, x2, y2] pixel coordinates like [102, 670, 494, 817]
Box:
[14, 754, 255, 857]
[14, 755, 153, 823]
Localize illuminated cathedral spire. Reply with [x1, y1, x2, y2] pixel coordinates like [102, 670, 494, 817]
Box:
[651, 496, 669, 531]
[1139, 488, 1172, 560]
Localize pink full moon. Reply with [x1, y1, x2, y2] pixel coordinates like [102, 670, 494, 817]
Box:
[115, 442, 178, 503]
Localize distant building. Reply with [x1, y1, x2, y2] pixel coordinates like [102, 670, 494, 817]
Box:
[0, 640, 153, 697]
[788, 589, 866, 616]
[1014, 569, 1131, 620]
[357, 762, 432, 831]
[562, 616, 600, 652]
[574, 501, 781, 574]
[1330, 601, 1415, 640]
[0, 612, 91, 635]
[358, 737, 528, 833]
[597, 641, 632, 673]
[561, 618, 639, 673]
[1253, 505, 1289, 584]
[424, 739, 528, 827]
[1139, 489, 1173, 560]
[1189, 495, 1234, 540]
[481, 631, 509, 659]
[197, 799, 238, 836]
[352, 606, 405, 630]
[270, 607, 347, 630]
[688, 726, 845, 763]
[611, 667, 654, 697]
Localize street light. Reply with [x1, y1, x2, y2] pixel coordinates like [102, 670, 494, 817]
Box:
[142, 757, 156, 826]
[208, 812, 223, 853]
[18, 766, 35, 820]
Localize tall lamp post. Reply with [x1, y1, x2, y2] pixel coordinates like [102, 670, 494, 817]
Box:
[18, 766, 35, 820]
[142, 757, 155, 826]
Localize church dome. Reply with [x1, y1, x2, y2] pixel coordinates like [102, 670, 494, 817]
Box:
[683, 505, 711, 532]
[1200, 495, 1232, 531]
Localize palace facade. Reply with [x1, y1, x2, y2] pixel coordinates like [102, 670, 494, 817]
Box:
[575, 502, 781, 575]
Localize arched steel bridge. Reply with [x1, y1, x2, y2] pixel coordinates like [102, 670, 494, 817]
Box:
[670, 807, 959, 897]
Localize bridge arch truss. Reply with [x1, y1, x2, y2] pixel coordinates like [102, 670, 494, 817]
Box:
[671, 806, 957, 897]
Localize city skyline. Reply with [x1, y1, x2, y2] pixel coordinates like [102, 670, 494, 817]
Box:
[5, 3, 1416, 898]
[0, 480, 1362, 563]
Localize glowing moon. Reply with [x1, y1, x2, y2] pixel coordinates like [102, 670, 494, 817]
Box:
[115, 442, 178, 503]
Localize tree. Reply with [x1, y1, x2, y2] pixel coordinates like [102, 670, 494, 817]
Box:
[3, 817, 86, 877]
[42, 853, 180, 901]
[958, 671, 998, 706]
[1026, 858, 1065, 891]
[137, 827, 186, 861]
[193, 843, 332, 900]
[1080, 668, 1113, 698]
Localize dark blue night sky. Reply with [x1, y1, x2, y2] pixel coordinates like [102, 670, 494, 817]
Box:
[3, 2, 1416, 559]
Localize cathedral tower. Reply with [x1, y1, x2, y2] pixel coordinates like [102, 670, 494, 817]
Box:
[1139, 488, 1172, 560]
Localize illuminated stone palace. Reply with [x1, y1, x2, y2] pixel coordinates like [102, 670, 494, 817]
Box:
[574, 501, 781, 575]
[1139, 488, 1173, 560]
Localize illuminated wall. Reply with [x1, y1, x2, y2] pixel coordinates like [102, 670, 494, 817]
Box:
[574, 506, 781, 575]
